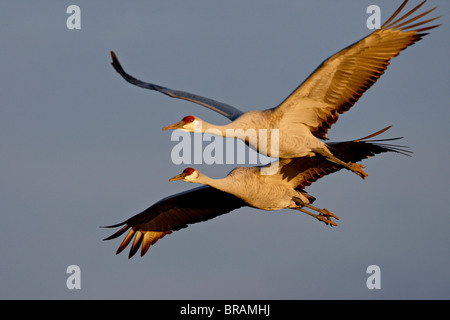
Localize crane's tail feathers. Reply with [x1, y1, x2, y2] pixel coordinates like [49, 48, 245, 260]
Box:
[355, 126, 392, 141]
[366, 142, 412, 157]
[327, 126, 413, 159]
[353, 126, 413, 157]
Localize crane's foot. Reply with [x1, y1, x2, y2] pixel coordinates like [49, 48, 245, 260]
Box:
[304, 204, 339, 227]
[315, 213, 338, 227]
[348, 162, 368, 180]
[320, 207, 340, 222]
[313, 149, 368, 180]
[294, 203, 339, 227]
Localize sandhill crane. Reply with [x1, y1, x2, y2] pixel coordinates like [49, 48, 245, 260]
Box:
[103, 127, 411, 258]
[110, 1, 439, 180]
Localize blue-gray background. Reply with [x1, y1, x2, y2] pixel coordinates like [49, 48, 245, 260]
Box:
[1, 1, 449, 299]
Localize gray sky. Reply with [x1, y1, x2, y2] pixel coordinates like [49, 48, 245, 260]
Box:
[1, 1, 449, 299]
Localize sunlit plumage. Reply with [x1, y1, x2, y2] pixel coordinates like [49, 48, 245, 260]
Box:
[103, 127, 411, 258]
[110, 0, 439, 179]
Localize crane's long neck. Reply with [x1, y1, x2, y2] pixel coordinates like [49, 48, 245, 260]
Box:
[197, 111, 273, 140]
[195, 121, 236, 137]
[191, 172, 233, 194]
[195, 111, 278, 158]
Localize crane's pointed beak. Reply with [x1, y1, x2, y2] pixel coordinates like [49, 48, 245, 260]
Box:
[169, 173, 185, 182]
[162, 120, 185, 131]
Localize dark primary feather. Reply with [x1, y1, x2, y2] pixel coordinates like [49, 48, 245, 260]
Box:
[103, 186, 246, 258]
[110, 51, 243, 121]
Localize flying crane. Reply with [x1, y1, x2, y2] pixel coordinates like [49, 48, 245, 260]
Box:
[110, 0, 439, 179]
[103, 128, 411, 258]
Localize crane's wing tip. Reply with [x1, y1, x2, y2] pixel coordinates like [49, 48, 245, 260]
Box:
[101, 223, 129, 241]
[110, 51, 129, 76]
[100, 221, 126, 229]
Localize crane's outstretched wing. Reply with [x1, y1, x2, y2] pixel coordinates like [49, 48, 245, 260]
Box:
[275, 0, 440, 140]
[110, 51, 244, 121]
[103, 186, 246, 258]
[276, 126, 412, 190]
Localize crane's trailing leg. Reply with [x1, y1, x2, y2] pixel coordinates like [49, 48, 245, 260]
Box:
[295, 207, 338, 226]
[293, 197, 339, 226]
[313, 148, 368, 179]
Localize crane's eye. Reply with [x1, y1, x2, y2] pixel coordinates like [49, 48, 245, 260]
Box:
[183, 115, 195, 123]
